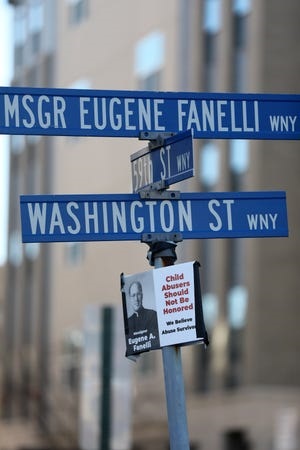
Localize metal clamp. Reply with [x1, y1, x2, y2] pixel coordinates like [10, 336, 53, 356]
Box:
[143, 238, 180, 266]
[141, 232, 183, 244]
[139, 131, 176, 150]
[139, 189, 180, 200]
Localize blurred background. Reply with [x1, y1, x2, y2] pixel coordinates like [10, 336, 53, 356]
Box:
[0, 0, 300, 449]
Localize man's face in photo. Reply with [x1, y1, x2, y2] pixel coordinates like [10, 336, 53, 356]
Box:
[129, 282, 143, 313]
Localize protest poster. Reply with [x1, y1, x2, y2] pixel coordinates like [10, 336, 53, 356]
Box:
[120, 261, 208, 357]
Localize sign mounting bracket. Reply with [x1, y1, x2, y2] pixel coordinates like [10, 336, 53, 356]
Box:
[139, 131, 176, 150]
[141, 232, 183, 245]
[138, 189, 181, 200]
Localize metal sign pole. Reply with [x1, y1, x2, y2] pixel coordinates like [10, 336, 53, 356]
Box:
[148, 241, 190, 450]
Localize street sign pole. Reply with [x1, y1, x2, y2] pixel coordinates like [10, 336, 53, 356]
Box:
[161, 344, 190, 450]
[147, 239, 190, 450]
[137, 131, 189, 449]
[140, 132, 190, 449]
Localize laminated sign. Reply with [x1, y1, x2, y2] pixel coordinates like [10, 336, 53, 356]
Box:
[121, 261, 208, 357]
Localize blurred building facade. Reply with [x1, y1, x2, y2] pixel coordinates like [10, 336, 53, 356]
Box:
[2, 0, 300, 449]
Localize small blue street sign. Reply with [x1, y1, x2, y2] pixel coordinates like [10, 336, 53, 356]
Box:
[130, 130, 194, 192]
[1, 86, 300, 140]
[20, 191, 288, 243]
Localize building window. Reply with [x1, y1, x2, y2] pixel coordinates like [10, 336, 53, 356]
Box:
[8, 230, 23, 267]
[11, 135, 25, 154]
[202, 292, 218, 330]
[61, 330, 83, 390]
[202, 0, 221, 91]
[29, 0, 43, 33]
[233, 14, 247, 91]
[203, 0, 221, 33]
[69, 78, 91, 90]
[25, 242, 40, 261]
[14, 5, 26, 67]
[233, 0, 252, 15]
[15, 5, 26, 45]
[229, 139, 249, 176]
[134, 30, 165, 90]
[65, 242, 84, 266]
[232, 0, 251, 91]
[203, 32, 218, 90]
[29, 0, 43, 54]
[68, 0, 89, 26]
[138, 72, 161, 91]
[227, 285, 248, 330]
[200, 142, 220, 188]
[226, 285, 248, 388]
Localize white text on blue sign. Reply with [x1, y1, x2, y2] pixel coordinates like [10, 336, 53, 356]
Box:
[20, 192, 288, 242]
[131, 130, 194, 191]
[1, 87, 300, 139]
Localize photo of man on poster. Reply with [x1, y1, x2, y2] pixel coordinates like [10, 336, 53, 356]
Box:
[121, 273, 160, 356]
[128, 280, 158, 332]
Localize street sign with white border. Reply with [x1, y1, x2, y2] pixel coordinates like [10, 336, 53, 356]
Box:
[130, 130, 194, 192]
[1, 86, 300, 139]
[20, 191, 288, 243]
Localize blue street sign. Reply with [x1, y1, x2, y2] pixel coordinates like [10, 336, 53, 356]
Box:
[130, 130, 194, 192]
[1, 86, 300, 140]
[20, 191, 288, 243]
